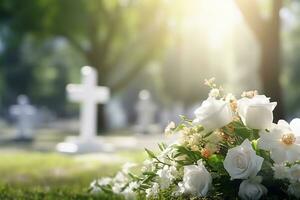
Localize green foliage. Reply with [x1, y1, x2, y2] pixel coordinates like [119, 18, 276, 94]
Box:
[0, 0, 169, 116]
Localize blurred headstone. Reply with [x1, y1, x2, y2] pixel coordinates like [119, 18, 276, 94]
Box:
[56, 66, 113, 153]
[106, 98, 127, 130]
[34, 107, 56, 128]
[134, 90, 159, 134]
[159, 102, 185, 128]
[9, 95, 37, 141]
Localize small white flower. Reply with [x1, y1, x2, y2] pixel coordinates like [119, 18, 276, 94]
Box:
[90, 177, 112, 194]
[180, 160, 212, 197]
[114, 171, 128, 183]
[164, 121, 176, 135]
[288, 182, 300, 198]
[113, 172, 128, 193]
[156, 165, 177, 189]
[122, 182, 139, 200]
[209, 88, 220, 98]
[237, 95, 277, 129]
[141, 159, 155, 172]
[224, 139, 264, 180]
[272, 163, 289, 179]
[122, 162, 137, 174]
[238, 176, 267, 200]
[146, 183, 160, 198]
[157, 146, 174, 164]
[112, 183, 123, 194]
[258, 118, 300, 163]
[193, 97, 233, 133]
[288, 164, 300, 183]
[90, 180, 102, 194]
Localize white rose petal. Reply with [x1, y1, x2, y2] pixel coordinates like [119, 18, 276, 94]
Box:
[238, 176, 267, 200]
[224, 139, 264, 180]
[193, 97, 233, 133]
[181, 160, 212, 197]
[237, 95, 277, 129]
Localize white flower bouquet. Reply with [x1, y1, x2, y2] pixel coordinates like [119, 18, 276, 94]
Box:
[90, 78, 300, 200]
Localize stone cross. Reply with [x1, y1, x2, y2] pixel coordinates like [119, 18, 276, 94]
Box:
[57, 66, 112, 153]
[9, 95, 37, 140]
[67, 66, 110, 141]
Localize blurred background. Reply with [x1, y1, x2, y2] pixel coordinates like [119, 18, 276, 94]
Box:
[0, 0, 299, 197]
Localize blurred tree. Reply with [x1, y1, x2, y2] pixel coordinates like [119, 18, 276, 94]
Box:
[0, 0, 46, 113]
[0, 0, 168, 130]
[282, 1, 300, 117]
[234, 0, 284, 121]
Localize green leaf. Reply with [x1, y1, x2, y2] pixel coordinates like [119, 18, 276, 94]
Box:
[235, 127, 251, 140]
[144, 148, 156, 159]
[142, 171, 156, 176]
[174, 124, 186, 132]
[207, 154, 225, 173]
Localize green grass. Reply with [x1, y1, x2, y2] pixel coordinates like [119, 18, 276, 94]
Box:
[0, 151, 146, 199]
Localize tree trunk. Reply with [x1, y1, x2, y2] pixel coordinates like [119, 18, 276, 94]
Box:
[259, 0, 284, 122]
[235, 0, 284, 121]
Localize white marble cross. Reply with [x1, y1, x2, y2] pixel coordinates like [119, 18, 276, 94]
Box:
[57, 66, 112, 153]
[67, 66, 110, 141]
[9, 95, 37, 140]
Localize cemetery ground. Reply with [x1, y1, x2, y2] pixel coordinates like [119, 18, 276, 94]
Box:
[0, 127, 152, 200]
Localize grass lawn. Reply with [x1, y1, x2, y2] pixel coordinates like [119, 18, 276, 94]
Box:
[0, 150, 146, 199]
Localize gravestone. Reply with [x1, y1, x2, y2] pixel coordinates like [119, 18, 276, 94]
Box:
[56, 66, 113, 153]
[9, 95, 37, 141]
[134, 90, 158, 134]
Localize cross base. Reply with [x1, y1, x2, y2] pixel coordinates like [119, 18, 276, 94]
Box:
[56, 136, 114, 154]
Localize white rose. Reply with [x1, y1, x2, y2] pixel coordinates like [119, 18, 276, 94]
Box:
[238, 176, 267, 200]
[224, 139, 264, 180]
[181, 160, 212, 197]
[237, 95, 277, 129]
[193, 97, 233, 133]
